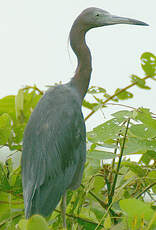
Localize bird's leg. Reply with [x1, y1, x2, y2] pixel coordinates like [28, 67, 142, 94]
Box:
[61, 192, 67, 229]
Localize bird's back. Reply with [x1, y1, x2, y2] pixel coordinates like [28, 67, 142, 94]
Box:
[22, 83, 86, 218]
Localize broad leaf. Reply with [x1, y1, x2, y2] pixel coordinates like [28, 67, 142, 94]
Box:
[87, 150, 116, 160]
[0, 113, 12, 145]
[140, 150, 156, 165]
[136, 108, 156, 130]
[27, 215, 50, 230]
[87, 118, 122, 143]
[115, 88, 133, 100]
[83, 99, 98, 110]
[122, 161, 146, 177]
[131, 74, 151, 89]
[120, 199, 155, 228]
[141, 52, 156, 76]
[129, 124, 156, 139]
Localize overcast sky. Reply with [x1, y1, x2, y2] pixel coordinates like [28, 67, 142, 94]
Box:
[0, 0, 156, 129]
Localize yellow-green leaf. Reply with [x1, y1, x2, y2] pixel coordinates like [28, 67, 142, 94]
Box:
[27, 215, 50, 230]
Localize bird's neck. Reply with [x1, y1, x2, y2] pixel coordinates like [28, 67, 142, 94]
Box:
[70, 20, 92, 100]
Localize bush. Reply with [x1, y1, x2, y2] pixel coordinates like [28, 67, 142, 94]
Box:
[0, 52, 156, 229]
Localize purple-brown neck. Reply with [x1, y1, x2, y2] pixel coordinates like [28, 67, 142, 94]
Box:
[70, 17, 92, 100]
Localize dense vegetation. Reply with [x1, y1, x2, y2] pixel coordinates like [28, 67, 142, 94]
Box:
[0, 52, 156, 229]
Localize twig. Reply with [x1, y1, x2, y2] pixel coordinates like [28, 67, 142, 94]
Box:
[80, 184, 107, 209]
[0, 200, 23, 205]
[85, 75, 151, 121]
[136, 182, 156, 199]
[106, 102, 136, 110]
[54, 209, 104, 228]
[22, 85, 44, 95]
[0, 213, 23, 227]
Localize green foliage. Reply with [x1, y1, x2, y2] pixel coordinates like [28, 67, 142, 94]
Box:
[131, 75, 151, 89]
[0, 114, 12, 145]
[114, 88, 133, 100]
[141, 52, 156, 77]
[120, 199, 156, 229]
[0, 53, 156, 229]
[17, 215, 50, 230]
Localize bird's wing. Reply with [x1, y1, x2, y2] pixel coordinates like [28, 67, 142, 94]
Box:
[22, 86, 86, 218]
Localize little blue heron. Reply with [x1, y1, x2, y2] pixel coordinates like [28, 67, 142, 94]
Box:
[21, 7, 148, 227]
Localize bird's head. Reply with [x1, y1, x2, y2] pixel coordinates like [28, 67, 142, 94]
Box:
[77, 7, 149, 30]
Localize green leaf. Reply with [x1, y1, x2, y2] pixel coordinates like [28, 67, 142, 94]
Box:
[90, 207, 104, 221]
[136, 108, 156, 131]
[141, 52, 156, 76]
[82, 100, 98, 111]
[88, 86, 106, 94]
[123, 137, 156, 154]
[0, 113, 12, 145]
[122, 161, 146, 177]
[87, 118, 122, 143]
[147, 171, 156, 193]
[87, 150, 116, 160]
[0, 95, 16, 120]
[23, 89, 41, 122]
[120, 199, 155, 227]
[77, 218, 101, 230]
[92, 176, 105, 197]
[115, 88, 133, 100]
[104, 215, 111, 229]
[129, 124, 156, 139]
[15, 89, 24, 122]
[0, 192, 11, 222]
[112, 110, 133, 121]
[110, 221, 128, 230]
[12, 122, 25, 144]
[131, 74, 151, 89]
[17, 219, 27, 230]
[27, 215, 50, 230]
[140, 151, 156, 165]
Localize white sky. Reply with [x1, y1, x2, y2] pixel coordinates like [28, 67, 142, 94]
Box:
[0, 0, 156, 129]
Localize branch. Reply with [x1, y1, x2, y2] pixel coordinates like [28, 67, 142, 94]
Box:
[136, 182, 156, 199]
[85, 75, 151, 121]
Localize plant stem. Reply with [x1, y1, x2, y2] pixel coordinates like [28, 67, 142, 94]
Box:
[146, 212, 156, 230]
[0, 213, 23, 228]
[108, 139, 119, 191]
[55, 209, 104, 228]
[108, 118, 130, 206]
[80, 184, 107, 209]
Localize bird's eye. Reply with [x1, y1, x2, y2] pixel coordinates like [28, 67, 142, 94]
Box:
[96, 13, 100, 17]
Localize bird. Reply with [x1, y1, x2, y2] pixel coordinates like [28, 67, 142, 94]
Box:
[21, 7, 148, 228]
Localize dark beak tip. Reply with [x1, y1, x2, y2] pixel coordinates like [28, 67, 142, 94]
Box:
[135, 22, 149, 27]
[143, 22, 150, 26]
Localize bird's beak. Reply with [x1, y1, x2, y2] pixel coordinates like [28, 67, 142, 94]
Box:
[110, 15, 149, 26]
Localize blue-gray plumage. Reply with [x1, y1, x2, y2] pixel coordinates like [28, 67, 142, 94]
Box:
[22, 84, 86, 218]
[21, 7, 148, 226]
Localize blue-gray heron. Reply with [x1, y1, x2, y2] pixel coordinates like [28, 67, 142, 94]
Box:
[21, 7, 148, 227]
